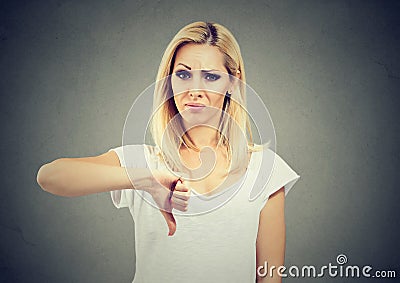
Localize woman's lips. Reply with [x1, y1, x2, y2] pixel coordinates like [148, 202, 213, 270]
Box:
[184, 103, 206, 112]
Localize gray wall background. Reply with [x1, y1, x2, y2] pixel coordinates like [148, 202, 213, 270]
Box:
[1, 0, 399, 282]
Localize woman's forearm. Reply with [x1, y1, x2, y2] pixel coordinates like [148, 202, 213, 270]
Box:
[37, 159, 154, 197]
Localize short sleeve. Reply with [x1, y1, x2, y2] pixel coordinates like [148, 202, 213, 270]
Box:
[259, 151, 300, 209]
[108, 144, 146, 209]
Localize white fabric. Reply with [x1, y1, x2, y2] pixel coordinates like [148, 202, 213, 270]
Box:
[108, 144, 300, 283]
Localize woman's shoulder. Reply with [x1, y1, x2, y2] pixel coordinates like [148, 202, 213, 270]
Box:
[249, 143, 276, 160]
[118, 144, 161, 156]
[108, 144, 160, 167]
[247, 143, 300, 201]
[248, 143, 298, 181]
[142, 143, 160, 153]
[250, 143, 294, 170]
[109, 143, 157, 151]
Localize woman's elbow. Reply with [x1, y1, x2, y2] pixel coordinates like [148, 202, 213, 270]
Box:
[36, 159, 70, 197]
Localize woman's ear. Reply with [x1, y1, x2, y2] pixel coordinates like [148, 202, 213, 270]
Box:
[235, 69, 241, 79]
[228, 70, 241, 93]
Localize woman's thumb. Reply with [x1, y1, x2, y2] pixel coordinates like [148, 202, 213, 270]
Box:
[160, 209, 176, 236]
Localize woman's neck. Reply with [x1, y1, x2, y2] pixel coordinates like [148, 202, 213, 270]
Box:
[183, 125, 221, 149]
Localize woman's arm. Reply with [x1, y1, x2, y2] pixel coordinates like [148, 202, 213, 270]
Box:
[36, 151, 155, 197]
[256, 186, 286, 283]
[36, 151, 162, 197]
[36, 150, 191, 236]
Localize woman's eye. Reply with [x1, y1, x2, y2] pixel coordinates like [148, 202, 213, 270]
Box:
[204, 73, 221, 81]
[175, 70, 191, 80]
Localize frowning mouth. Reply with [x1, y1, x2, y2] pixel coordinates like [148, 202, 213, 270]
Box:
[184, 103, 206, 112]
[185, 103, 205, 107]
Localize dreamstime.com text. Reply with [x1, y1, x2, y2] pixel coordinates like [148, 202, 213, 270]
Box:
[257, 254, 396, 279]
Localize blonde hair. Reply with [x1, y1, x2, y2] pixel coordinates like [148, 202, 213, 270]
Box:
[150, 21, 264, 173]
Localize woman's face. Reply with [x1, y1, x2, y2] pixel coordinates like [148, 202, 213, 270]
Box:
[171, 43, 232, 127]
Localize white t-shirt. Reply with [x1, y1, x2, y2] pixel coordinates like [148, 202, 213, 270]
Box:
[108, 144, 300, 283]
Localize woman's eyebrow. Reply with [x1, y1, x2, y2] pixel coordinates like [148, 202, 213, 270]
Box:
[201, 69, 218, 72]
[175, 63, 220, 73]
[176, 63, 191, 70]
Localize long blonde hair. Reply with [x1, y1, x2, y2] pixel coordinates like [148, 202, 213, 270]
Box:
[150, 21, 263, 174]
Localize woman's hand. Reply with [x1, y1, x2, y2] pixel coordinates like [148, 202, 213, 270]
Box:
[146, 170, 191, 236]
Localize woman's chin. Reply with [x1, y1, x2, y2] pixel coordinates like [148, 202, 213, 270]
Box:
[180, 107, 222, 127]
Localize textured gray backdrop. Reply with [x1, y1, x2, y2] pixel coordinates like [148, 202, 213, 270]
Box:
[1, 0, 399, 282]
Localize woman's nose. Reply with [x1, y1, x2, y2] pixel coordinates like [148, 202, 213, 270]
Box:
[189, 90, 204, 98]
[188, 72, 205, 96]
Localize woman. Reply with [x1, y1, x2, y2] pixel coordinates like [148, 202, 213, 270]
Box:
[37, 21, 300, 283]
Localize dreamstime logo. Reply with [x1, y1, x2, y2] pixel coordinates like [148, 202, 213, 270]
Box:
[257, 253, 397, 279]
[336, 254, 347, 265]
[121, 71, 277, 215]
